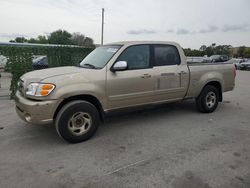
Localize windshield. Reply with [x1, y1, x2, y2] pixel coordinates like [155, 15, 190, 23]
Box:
[80, 45, 121, 69]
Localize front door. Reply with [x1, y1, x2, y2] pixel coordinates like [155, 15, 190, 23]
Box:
[106, 45, 154, 110]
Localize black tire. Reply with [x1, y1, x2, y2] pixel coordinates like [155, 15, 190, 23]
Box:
[55, 100, 100, 143]
[196, 85, 219, 113]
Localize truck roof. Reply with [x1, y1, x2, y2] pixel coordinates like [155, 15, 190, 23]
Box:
[106, 41, 180, 46]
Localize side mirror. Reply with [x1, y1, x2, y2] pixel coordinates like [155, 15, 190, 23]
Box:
[111, 61, 128, 72]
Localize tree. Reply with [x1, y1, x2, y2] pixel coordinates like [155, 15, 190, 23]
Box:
[213, 45, 230, 56]
[28, 38, 37, 43]
[82, 37, 94, 47]
[199, 45, 207, 51]
[183, 48, 204, 57]
[71, 33, 94, 46]
[37, 35, 48, 44]
[10, 37, 28, 43]
[71, 32, 86, 46]
[8, 30, 94, 46]
[243, 48, 250, 58]
[205, 46, 213, 56]
[185, 43, 233, 57]
[27, 35, 48, 44]
[183, 48, 192, 56]
[48, 29, 72, 45]
[237, 46, 246, 57]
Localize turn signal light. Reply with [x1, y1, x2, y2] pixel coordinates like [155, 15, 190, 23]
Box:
[42, 84, 54, 90]
[40, 90, 50, 96]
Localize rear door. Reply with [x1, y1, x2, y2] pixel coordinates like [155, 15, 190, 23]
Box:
[152, 44, 189, 102]
[106, 45, 155, 110]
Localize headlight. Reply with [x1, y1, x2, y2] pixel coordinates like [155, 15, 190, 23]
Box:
[26, 83, 55, 97]
[26, 83, 39, 96]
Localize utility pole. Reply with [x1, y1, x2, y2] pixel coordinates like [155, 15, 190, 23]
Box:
[101, 8, 104, 45]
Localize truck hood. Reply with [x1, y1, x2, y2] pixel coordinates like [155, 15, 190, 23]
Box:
[20, 66, 84, 82]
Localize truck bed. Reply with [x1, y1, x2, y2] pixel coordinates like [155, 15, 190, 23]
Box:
[185, 62, 235, 98]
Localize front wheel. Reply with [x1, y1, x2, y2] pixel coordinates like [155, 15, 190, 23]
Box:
[196, 85, 219, 113]
[55, 100, 100, 143]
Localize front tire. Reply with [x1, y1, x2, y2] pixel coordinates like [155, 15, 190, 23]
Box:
[196, 85, 219, 113]
[55, 100, 100, 143]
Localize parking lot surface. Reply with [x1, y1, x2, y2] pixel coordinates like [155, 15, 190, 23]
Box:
[0, 71, 250, 188]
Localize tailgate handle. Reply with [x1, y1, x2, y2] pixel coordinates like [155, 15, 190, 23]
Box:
[141, 74, 151, 78]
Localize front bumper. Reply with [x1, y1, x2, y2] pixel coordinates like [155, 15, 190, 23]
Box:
[15, 91, 61, 125]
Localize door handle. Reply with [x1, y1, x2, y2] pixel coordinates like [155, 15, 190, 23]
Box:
[141, 74, 151, 78]
[161, 73, 175, 76]
[179, 71, 187, 75]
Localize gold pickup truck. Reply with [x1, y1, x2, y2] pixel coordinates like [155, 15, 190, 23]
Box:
[15, 41, 236, 143]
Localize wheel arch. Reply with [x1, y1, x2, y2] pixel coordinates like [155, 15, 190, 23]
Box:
[202, 81, 223, 102]
[53, 95, 105, 122]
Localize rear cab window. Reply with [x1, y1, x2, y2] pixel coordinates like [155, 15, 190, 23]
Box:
[153, 45, 181, 66]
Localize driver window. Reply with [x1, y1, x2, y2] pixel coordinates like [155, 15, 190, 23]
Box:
[117, 45, 150, 70]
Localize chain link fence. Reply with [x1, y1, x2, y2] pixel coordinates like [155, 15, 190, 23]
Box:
[0, 42, 94, 98]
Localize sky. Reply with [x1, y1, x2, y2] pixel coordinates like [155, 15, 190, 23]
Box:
[0, 0, 250, 49]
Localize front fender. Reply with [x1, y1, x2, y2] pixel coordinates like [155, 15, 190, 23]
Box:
[53, 83, 105, 106]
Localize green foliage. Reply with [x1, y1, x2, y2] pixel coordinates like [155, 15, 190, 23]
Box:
[37, 35, 48, 44]
[9, 29, 95, 47]
[199, 45, 207, 51]
[28, 35, 48, 44]
[183, 48, 205, 57]
[0, 45, 94, 98]
[71, 33, 95, 47]
[243, 48, 250, 58]
[237, 46, 246, 57]
[184, 43, 232, 57]
[13, 37, 28, 43]
[234, 46, 250, 58]
[48, 30, 72, 45]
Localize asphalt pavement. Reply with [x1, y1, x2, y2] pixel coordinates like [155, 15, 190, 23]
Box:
[0, 70, 250, 188]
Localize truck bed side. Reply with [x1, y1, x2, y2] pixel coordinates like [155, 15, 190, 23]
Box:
[185, 63, 235, 99]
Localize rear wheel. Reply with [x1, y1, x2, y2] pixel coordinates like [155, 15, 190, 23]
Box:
[196, 85, 219, 113]
[55, 100, 100, 143]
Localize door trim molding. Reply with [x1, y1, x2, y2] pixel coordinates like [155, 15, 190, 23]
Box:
[108, 90, 155, 101]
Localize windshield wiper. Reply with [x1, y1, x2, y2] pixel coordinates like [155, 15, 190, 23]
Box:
[81, 63, 96, 69]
